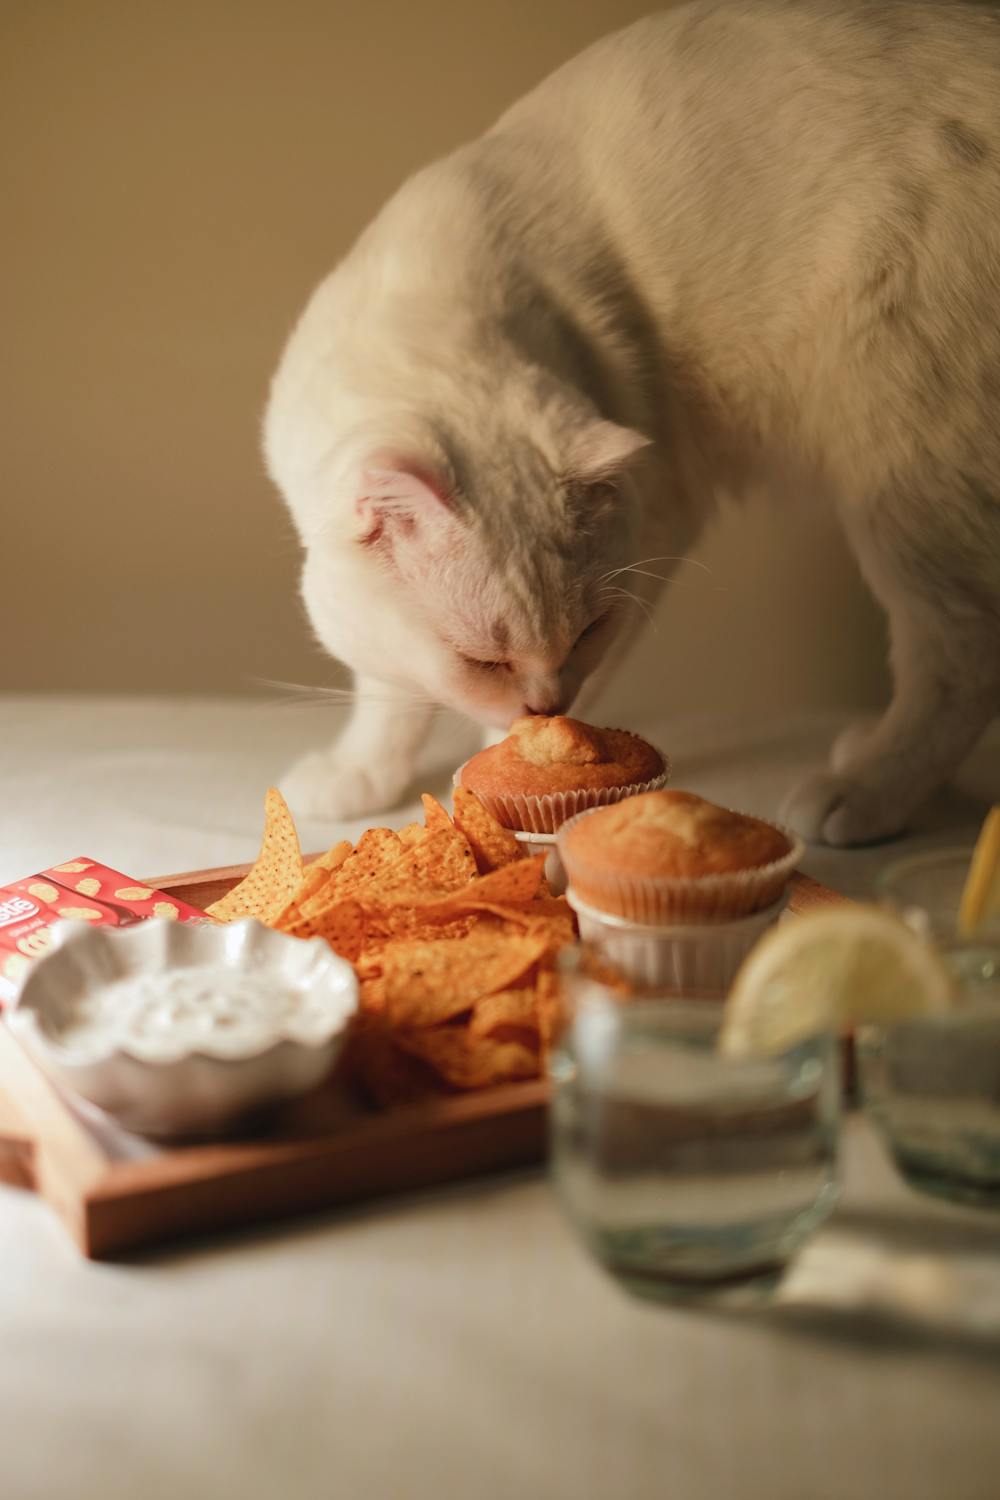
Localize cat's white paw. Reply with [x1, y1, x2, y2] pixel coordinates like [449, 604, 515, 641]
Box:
[280, 748, 413, 821]
[480, 725, 508, 750]
[829, 718, 878, 774]
[780, 770, 908, 847]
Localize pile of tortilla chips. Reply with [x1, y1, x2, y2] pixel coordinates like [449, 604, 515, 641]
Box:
[207, 786, 574, 1105]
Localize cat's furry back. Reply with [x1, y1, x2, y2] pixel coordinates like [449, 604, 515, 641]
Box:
[266, 0, 1000, 844]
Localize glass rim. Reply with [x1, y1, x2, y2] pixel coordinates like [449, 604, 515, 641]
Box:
[874, 846, 974, 898]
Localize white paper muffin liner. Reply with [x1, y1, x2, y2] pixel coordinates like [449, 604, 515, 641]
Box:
[556, 806, 804, 923]
[566, 889, 786, 995]
[452, 741, 670, 836]
[512, 831, 566, 895]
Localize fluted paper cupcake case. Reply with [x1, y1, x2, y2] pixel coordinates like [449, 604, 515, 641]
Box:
[451, 740, 670, 836]
[556, 805, 805, 924]
[566, 889, 787, 995]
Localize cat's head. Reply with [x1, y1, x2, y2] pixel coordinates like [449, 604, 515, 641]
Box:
[267, 401, 651, 728]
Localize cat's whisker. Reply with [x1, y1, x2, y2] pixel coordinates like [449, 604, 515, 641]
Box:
[254, 696, 447, 721]
[610, 567, 679, 586]
[596, 554, 713, 587]
[598, 585, 659, 632]
[610, 567, 702, 594]
[251, 677, 441, 711]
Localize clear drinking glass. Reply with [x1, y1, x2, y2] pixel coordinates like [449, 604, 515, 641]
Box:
[875, 848, 1000, 945]
[857, 850, 1000, 1207]
[549, 952, 840, 1303]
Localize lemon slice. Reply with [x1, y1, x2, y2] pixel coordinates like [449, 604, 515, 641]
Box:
[958, 805, 1000, 938]
[718, 905, 953, 1058]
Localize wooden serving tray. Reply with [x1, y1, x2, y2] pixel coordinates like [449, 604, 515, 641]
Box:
[0, 864, 845, 1259]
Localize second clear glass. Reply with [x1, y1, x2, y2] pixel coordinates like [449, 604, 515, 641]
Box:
[861, 848, 1000, 1207]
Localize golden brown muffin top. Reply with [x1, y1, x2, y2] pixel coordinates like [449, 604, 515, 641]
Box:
[561, 790, 791, 881]
[459, 716, 665, 801]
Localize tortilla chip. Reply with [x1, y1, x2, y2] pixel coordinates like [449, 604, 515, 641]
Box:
[354, 951, 384, 983]
[420, 793, 455, 833]
[396, 823, 424, 848]
[420, 854, 546, 916]
[310, 899, 366, 962]
[385, 826, 477, 895]
[382, 930, 549, 1028]
[470, 987, 540, 1039]
[462, 907, 565, 950]
[359, 974, 387, 1016]
[451, 787, 522, 873]
[531, 895, 575, 919]
[365, 907, 476, 948]
[312, 840, 354, 872]
[346, 1021, 445, 1106]
[271, 864, 332, 934]
[395, 1028, 539, 1090]
[520, 906, 577, 953]
[206, 788, 303, 922]
[418, 900, 538, 927]
[327, 827, 405, 896]
[332, 827, 476, 908]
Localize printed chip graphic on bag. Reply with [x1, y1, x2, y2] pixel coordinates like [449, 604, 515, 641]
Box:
[0, 860, 209, 1003]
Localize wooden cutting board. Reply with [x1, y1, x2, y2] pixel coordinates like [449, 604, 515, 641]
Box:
[0, 866, 846, 1259]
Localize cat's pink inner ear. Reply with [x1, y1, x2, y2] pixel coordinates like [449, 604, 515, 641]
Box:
[568, 421, 652, 481]
[355, 455, 453, 544]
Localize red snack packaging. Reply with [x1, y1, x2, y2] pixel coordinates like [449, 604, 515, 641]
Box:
[0, 858, 209, 1003]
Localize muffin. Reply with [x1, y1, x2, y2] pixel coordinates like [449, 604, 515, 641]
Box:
[557, 790, 804, 993]
[558, 790, 802, 924]
[456, 716, 669, 835]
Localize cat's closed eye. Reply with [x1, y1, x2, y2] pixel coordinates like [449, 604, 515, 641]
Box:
[460, 614, 608, 676]
[460, 655, 513, 674]
[574, 613, 610, 645]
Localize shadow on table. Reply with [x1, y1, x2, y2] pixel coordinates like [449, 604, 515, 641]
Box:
[84, 1171, 1000, 1371]
[831, 1203, 1000, 1255]
[109, 1163, 545, 1270]
[752, 1202, 1000, 1365]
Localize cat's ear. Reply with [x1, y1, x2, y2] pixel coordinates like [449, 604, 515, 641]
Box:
[566, 421, 651, 483]
[354, 453, 454, 547]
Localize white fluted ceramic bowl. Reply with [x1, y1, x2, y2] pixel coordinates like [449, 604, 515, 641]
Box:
[8, 917, 358, 1138]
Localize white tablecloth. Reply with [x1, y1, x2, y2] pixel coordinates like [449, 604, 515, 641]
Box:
[2, 697, 999, 1500]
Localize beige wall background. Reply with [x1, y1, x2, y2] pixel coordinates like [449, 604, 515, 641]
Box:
[1, 0, 890, 724]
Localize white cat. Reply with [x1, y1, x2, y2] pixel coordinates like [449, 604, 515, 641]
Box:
[265, 0, 1000, 845]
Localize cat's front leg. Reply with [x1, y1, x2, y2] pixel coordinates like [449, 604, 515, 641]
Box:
[281, 675, 433, 821]
[782, 573, 1000, 846]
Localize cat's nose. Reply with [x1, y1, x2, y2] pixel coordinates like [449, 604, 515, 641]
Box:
[521, 666, 572, 718]
[524, 695, 569, 717]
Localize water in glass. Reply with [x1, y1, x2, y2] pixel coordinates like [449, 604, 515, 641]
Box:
[550, 989, 839, 1301]
[858, 944, 1000, 1207]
